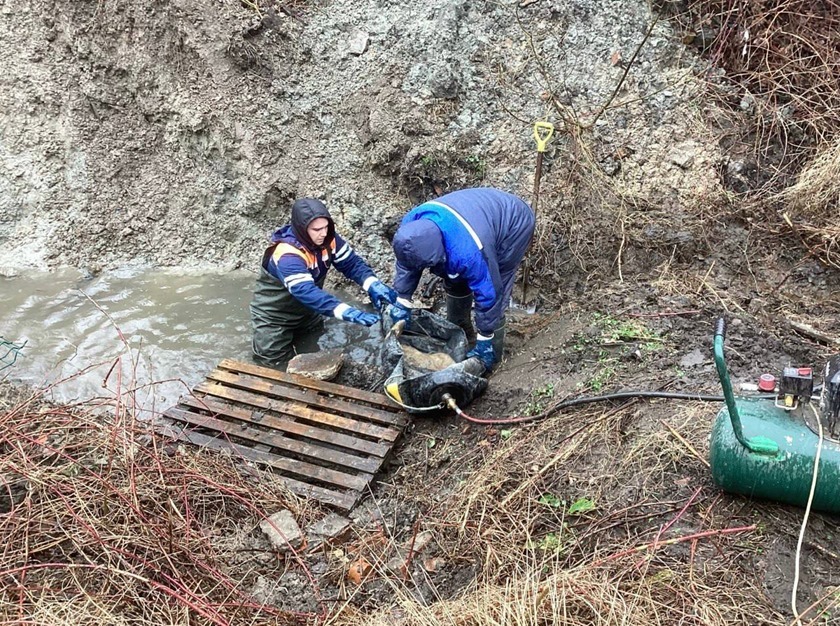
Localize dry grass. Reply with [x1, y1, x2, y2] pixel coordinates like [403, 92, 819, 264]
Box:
[778, 139, 840, 268]
[674, 0, 840, 177]
[341, 562, 775, 626]
[326, 402, 797, 625]
[650, 257, 751, 315]
[3, 374, 837, 624]
[665, 0, 840, 270]
[0, 388, 320, 625]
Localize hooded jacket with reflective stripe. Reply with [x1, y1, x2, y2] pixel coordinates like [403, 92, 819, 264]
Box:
[392, 188, 534, 335]
[262, 225, 376, 318]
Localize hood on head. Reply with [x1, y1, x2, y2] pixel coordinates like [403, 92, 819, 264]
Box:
[393, 219, 446, 270]
[291, 198, 335, 250]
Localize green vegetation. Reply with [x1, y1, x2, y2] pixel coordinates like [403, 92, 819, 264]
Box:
[570, 312, 668, 392]
[462, 154, 487, 179]
[568, 497, 596, 515]
[538, 494, 596, 516]
[592, 312, 663, 348]
[523, 382, 555, 415]
[538, 493, 563, 508]
[587, 350, 617, 391]
[419, 153, 440, 169]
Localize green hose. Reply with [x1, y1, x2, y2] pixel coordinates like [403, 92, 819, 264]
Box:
[713, 318, 779, 456]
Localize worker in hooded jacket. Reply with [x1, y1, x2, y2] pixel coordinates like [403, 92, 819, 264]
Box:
[251, 198, 398, 367]
[389, 187, 535, 371]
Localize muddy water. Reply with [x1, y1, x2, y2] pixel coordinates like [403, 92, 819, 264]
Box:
[0, 267, 384, 414]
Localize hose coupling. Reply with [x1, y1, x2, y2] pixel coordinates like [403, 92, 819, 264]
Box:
[442, 393, 463, 415]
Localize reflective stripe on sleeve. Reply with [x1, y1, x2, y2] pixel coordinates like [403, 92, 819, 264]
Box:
[334, 243, 353, 262]
[284, 273, 315, 289]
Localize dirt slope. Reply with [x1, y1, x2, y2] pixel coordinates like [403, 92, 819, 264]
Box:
[3, 0, 840, 624]
[2, 0, 710, 279]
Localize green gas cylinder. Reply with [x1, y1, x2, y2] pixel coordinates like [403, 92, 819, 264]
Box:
[709, 319, 840, 513]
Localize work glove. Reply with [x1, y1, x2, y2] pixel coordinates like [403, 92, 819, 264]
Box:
[467, 334, 496, 371]
[341, 307, 380, 327]
[387, 299, 413, 328]
[366, 279, 398, 310]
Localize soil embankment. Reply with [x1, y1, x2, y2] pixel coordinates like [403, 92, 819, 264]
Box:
[2, 0, 840, 624]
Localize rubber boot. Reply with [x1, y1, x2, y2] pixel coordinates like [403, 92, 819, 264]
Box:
[445, 291, 475, 341]
[491, 318, 506, 364]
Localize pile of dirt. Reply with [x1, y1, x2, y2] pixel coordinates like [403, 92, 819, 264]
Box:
[2, 0, 714, 281]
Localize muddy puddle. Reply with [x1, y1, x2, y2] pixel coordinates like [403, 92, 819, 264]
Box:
[0, 267, 385, 414]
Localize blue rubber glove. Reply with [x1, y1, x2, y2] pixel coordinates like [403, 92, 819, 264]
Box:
[387, 302, 412, 328]
[342, 307, 380, 327]
[467, 335, 496, 370]
[366, 280, 398, 309]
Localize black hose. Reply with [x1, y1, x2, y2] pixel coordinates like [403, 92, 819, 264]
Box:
[551, 390, 730, 406]
[445, 389, 776, 425]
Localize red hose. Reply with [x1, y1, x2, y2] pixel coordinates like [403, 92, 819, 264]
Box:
[443, 394, 545, 424]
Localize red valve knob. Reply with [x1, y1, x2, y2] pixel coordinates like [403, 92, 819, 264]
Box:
[758, 373, 776, 392]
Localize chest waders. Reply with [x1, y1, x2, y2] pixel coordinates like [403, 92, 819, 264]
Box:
[250, 264, 325, 367]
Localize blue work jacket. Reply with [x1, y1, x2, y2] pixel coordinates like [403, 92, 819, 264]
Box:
[392, 188, 535, 334]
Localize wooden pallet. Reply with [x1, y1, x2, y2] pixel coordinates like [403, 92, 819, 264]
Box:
[160, 358, 407, 511]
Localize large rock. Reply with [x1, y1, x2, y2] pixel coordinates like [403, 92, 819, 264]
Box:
[287, 348, 345, 381]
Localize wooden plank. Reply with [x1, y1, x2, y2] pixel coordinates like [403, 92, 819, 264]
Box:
[198, 372, 404, 432]
[187, 386, 398, 444]
[167, 417, 370, 491]
[171, 430, 357, 511]
[178, 395, 392, 457]
[157, 357, 412, 512]
[192, 382, 400, 442]
[219, 358, 399, 412]
[207, 368, 405, 427]
[164, 407, 382, 474]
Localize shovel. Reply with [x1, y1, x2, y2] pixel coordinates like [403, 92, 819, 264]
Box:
[511, 121, 555, 314]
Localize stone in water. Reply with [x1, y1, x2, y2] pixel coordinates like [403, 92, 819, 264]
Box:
[288, 348, 344, 380]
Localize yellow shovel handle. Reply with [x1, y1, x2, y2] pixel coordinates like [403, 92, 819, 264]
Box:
[533, 121, 555, 153]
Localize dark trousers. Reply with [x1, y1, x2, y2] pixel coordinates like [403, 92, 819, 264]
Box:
[443, 280, 507, 358]
[250, 268, 324, 369]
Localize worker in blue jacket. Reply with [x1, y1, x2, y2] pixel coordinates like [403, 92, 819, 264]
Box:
[251, 198, 398, 367]
[389, 187, 535, 371]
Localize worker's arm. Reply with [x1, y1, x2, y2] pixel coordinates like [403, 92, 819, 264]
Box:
[272, 252, 350, 319]
[332, 233, 398, 309]
[332, 234, 376, 287]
